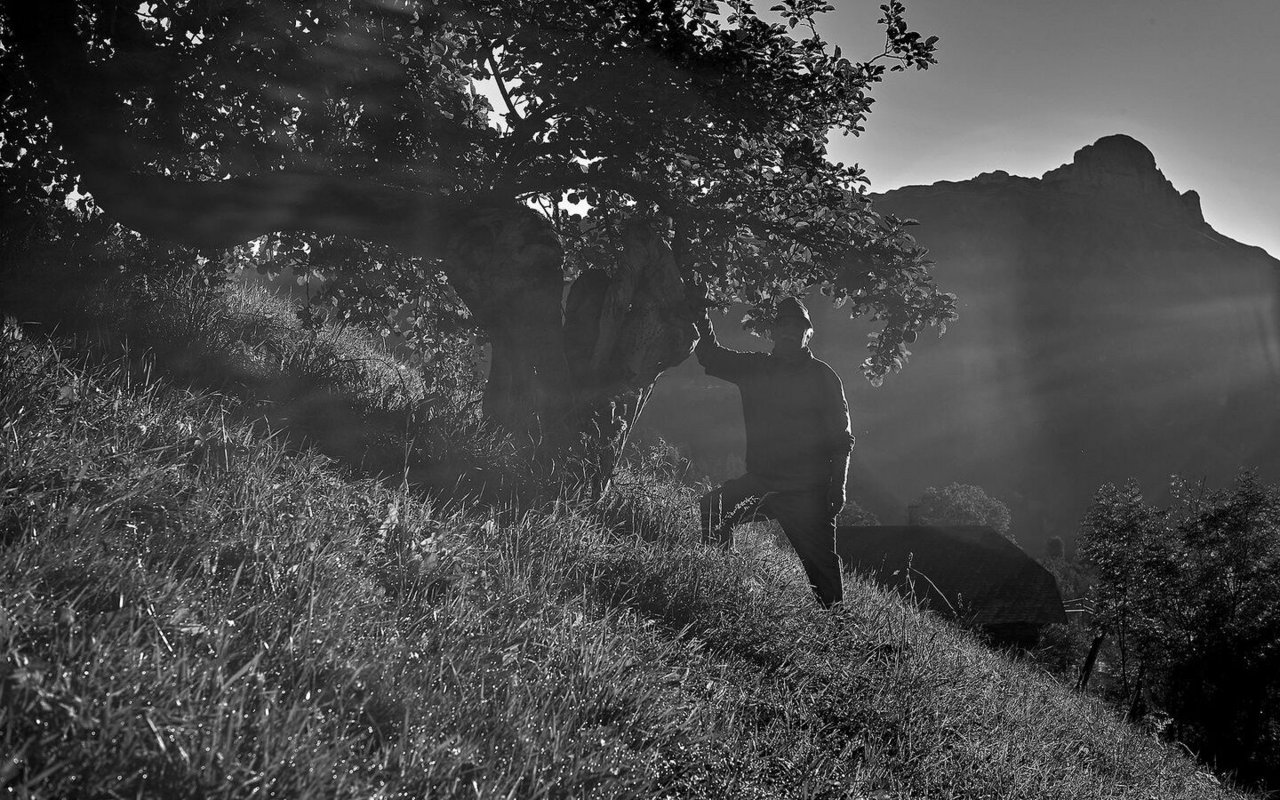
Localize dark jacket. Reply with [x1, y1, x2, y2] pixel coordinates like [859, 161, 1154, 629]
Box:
[696, 329, 853, 491]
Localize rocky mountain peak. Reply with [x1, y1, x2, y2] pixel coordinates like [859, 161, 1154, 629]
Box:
[1041, 133, 1180, 200]
[1067, 133, 1157, 174]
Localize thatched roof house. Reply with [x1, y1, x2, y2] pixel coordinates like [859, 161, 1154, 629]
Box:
[836, 525, 1067, 646]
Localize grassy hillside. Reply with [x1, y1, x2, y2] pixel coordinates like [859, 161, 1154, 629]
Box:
[0, 311, 1246, 797]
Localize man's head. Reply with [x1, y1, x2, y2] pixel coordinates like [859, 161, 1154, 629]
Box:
[768, 297, 814, 352]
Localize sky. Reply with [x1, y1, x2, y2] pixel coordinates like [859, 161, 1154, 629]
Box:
[820, 0, 1280, 258]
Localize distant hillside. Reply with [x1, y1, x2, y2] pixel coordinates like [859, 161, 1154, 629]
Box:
[640, 134, 1280, 548]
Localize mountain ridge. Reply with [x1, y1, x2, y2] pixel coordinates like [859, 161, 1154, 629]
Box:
[882, 133, 1274, 260]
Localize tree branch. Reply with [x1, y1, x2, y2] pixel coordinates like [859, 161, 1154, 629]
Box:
[4, 0, 466, 256]
[486, 46, 522, 122]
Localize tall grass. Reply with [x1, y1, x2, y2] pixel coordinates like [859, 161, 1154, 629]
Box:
[5, 238, 533, 503]
[0, 321, 1247, 798]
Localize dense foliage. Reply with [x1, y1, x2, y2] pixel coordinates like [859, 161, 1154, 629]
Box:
[1080, 473, 1280, 789]
[1, 0, 956, 388]
[914, 482, 1013, 538]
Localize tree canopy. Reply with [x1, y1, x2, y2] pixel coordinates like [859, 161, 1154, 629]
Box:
[3, 0, 954, 368]
[914, 483, 1013, 538]
[3, 0, 957, 484]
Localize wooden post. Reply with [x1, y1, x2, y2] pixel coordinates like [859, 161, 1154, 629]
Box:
[1076, 630, 1106, 692]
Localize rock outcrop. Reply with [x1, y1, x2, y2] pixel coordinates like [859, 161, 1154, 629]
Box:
[1041, 134, 1203, 223]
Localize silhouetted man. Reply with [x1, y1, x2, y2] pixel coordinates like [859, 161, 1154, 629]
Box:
[695, 296, 853, 607]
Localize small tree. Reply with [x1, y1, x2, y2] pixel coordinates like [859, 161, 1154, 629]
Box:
[1045, 535, 1065, 560]
[1079, 472, 1280, 788]
[915, 482, 1013, 539]
[837, 498, 879, 526]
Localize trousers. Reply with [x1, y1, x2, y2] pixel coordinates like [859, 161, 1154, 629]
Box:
[699, 473, 844, 607]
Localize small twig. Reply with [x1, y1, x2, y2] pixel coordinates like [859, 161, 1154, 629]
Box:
[486, 48, 522, 122]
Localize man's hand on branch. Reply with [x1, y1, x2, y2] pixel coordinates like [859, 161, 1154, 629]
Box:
[695, 310, 713, 338]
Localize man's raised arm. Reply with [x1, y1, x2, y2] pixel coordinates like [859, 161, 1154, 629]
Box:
[694, 314, 758, 384]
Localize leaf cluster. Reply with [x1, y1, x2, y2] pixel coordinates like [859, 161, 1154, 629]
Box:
[438, 0, 956, 379]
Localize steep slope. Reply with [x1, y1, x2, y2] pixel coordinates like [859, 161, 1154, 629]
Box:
[0, 323, 1247, 798]
[641, 135, 1280, 547]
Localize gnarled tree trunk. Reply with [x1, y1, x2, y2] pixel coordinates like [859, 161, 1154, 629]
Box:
[444, 205, 699, 496]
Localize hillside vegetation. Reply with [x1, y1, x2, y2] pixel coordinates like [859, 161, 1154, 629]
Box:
[0, 283, 1247, 797]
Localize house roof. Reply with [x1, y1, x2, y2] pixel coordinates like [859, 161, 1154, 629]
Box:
[836, 525, 1067, 628]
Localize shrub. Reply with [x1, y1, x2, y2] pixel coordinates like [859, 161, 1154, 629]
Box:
[1081, 473, 1280, 789]
[914, 482, 1014, 539]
